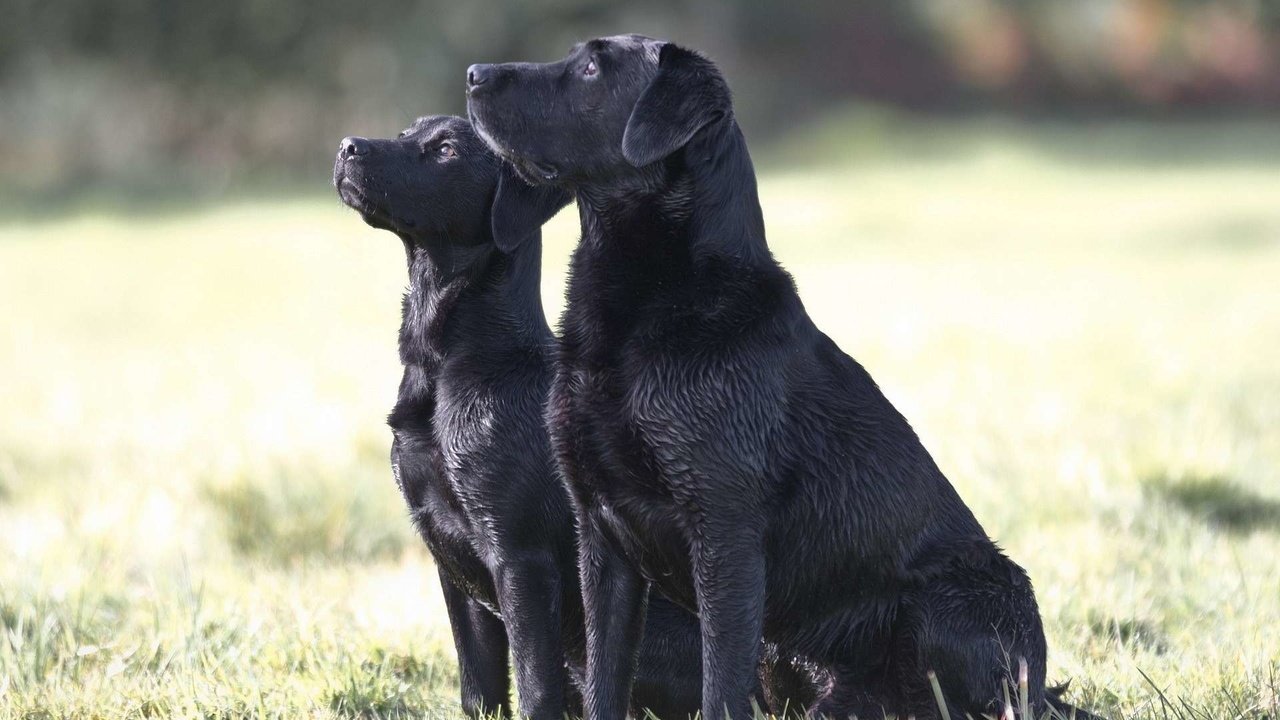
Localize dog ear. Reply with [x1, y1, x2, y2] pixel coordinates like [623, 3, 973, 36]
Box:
[622, 43, 732, 168]
[491, 164, 572, 253]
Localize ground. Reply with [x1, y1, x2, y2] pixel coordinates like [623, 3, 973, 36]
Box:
[1, 117, 1278, 719]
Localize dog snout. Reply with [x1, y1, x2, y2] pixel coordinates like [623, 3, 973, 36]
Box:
[339, 136, 370, 158]
[467, 64, 503, 93]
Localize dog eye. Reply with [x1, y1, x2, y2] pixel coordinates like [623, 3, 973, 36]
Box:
[437, 143, 457, 160]
[582, 59, 598, 78]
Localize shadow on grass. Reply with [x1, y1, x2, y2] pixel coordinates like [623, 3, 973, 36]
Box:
[1144, 474, 1280, 534]
[1088, 613, 1169, 655]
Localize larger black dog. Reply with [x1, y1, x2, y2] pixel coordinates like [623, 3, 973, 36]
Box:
[332, 115, 705, 720]
[468, 37, 1087, 720]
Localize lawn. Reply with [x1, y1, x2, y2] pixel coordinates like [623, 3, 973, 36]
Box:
[1, 117, 1278, 719]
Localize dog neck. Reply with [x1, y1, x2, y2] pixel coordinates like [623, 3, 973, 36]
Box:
[561, 119, 792, 365]
[575, 118, 771, 267]
[398, 231, 550, 371]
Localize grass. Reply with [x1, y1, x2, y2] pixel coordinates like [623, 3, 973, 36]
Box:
[2, 115, 1279, 718]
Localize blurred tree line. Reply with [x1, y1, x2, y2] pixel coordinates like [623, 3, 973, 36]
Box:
[2, 0, 1278, 200]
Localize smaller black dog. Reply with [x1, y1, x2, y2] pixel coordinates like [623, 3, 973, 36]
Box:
[332, 116, 704, 720]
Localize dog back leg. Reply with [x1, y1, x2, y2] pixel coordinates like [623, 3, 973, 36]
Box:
[889, 559, 1049, 719]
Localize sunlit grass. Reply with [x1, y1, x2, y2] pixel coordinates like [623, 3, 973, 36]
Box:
[2, 120, 1279, 718]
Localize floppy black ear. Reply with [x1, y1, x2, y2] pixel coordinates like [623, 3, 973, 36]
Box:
[491, 164, 572, 253]
[622, 43, 733, 168]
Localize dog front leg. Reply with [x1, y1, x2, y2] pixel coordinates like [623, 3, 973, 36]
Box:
[497, 551, 568, 720]
[579, 514, 649, 720]
[439, 567, 512, 718]
[693, 521, 766, 720]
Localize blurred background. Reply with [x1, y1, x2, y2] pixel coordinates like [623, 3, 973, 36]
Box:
[5, 0, 1280, 205]
[2, 1, 1279, 718]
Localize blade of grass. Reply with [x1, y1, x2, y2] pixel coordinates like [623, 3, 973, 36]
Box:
[928, 670, 953, 720]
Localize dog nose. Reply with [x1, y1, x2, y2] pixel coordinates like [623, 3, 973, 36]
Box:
[467, 64, 493, 90]
[340, 136, 370, 158]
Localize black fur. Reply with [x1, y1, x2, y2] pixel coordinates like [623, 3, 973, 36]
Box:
[468, 38, 1096, 720]
[332, 115, 705, 720]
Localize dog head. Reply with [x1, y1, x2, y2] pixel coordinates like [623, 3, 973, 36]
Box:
[333, 115, 569, 252]
[466, 35, 733, 188]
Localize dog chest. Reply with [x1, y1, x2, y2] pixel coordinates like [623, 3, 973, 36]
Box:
[391, 430, 499, 595]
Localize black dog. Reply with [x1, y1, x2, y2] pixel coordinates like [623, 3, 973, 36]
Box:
[468, 37, 1092, 720]
[333, 115, 706, 720]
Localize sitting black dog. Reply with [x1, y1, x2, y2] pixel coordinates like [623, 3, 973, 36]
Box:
[332, 115, 705, 720]
[467, 37, 1093, 720]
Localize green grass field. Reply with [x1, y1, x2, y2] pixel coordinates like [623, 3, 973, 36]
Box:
[2, 118, 1278, 719]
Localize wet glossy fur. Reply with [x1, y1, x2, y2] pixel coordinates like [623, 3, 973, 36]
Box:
[468, 37, 1095, 720]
